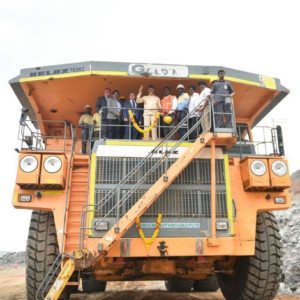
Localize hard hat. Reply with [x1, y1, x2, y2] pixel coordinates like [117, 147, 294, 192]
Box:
[163, 115, 173, 125]
[176, 84, 185, 89]
[85, 104, 92, 109]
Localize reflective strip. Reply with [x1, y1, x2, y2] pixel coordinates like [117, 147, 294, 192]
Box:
[105, 140, 192, 147]
[224, 154, 234, 235]
[19, 69, 273, 89]
[19, 70, 128, 83]
[88, 153, 97, 235]
[20, 71, 92, 82]
[189, 74, 263, 88]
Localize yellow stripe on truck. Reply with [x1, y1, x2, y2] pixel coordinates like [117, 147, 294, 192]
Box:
[19, 70, 128, 83]
[189, 74, 270, 88]
[88, 153, 97, 236]
[224, 154, 234, 235]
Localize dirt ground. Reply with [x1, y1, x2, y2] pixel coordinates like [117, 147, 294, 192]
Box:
[0, 266, 299, 300]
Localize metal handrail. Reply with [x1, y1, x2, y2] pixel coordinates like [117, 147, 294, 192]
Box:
[96, 107, 189, 140]
[36, 252, 73, 299]
[211, 94, 237, 134]
[79, 97, 236, 246]
[18, 119, 70, 152]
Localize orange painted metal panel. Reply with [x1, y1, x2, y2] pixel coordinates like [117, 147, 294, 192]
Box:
[268, 158, 291, 188]
[16, 153, 41, 186]
[240, 157, 270, 190]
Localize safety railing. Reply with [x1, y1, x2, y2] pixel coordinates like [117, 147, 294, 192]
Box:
[18, 119, 71, 152]
[79, 95, 237, 248]
[73, 124, 95, 155]
[74, 95, 237, 155]
[211, 94, 237, 134]
[96, 107, 189, 141]
[228, 124, 284, 157]
[35, 252, 73, 299]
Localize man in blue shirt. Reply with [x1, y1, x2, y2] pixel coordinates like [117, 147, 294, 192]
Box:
[211, 70, 235, 129]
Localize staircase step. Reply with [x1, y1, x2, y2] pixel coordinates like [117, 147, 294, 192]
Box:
[68, 202, 85, 212]
[71, 182, 88, 190]
[73, 159, 89, 167]
[67, 212, 81, 223]
[64, 154, 89, 253]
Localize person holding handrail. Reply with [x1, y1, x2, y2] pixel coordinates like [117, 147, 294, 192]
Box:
[136, 85, 162, 140]
[161, 86, 177, 138]
[96, 88, 111, 139]
[106, 92, 121, 139]
[92, 111, 101, 141]
[79, 104, 94, 154]
[187, 85, 201, 141]
[197, 81, 211, 132]
[176, 84, 190, 139]
[123, 92, 141, 139]
[211, 70, 235, 128]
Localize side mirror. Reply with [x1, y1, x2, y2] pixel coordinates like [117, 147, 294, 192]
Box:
[276, 125, 285, 156]
[19, 107, 29, 125]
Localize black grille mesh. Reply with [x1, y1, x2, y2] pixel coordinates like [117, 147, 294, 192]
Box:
[94, 157, 228, 219]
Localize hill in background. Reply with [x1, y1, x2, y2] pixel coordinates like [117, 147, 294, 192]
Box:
[291, 170, 300, 195]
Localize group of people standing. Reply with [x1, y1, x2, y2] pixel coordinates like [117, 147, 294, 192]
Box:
[79, 69, 234, 153]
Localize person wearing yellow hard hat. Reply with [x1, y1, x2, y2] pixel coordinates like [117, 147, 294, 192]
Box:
[161, 87, 177, 139]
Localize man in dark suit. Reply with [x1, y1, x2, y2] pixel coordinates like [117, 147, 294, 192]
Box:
[123, 92, 141, 139]
[96, 88, 111, 139]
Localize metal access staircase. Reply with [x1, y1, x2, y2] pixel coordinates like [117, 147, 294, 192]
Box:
[40, 101, 236, 300]
[79, 104, 214, 250]
[64, 155, 90, 253]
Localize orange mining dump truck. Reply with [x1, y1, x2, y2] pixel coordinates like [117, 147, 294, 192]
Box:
[10, 61, 291, 300]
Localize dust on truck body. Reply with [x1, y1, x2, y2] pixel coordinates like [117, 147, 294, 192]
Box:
[10, 61, 291, 300]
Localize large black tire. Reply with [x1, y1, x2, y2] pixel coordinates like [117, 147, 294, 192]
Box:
[26, 211, 70, 300]
[165, 279, 193, 292]
[193, 274, 219, 292]
[82, 274, 106, 293]
[217, 212, 282, 300]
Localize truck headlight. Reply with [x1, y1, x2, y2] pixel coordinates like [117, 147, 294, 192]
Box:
[250, 160, 267, 176]
[44, 156, 62, 173]
[271, 160, 288, 177]
[20, 155, 38, 173]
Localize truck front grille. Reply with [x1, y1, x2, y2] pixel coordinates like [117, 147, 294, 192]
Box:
[94, 188, 227, 218]
[96, 157, 225, 185]
[94, 157, 228, 219]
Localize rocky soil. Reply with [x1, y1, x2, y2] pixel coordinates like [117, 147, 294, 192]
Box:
[0, 251, 25, 266]
[276, 193, 300, 295]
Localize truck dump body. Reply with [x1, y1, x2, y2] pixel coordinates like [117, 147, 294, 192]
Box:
[9, 61, 291, 300]
[10, 61, 289, 130]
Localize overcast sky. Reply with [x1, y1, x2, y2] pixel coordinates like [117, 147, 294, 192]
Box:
[0, 0, 299, 251]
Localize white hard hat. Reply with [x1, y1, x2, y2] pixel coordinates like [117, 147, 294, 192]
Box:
[176, 84, 185, 89]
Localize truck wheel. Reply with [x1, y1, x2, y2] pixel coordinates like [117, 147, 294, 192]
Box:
[165, 279, 193, 292]
[82, 275, 107, 293]
[193, 274, 219, 291]
[26, 211, 70, 300]
[217, 212, 282, 300]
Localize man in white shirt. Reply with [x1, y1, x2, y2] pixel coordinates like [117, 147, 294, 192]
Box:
[136, 85, 162, 140]
[188, 85, 201, 141]
[197, 81, 212, 132]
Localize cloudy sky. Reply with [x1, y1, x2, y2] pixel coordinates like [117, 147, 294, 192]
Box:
[0, 0, 299, 251]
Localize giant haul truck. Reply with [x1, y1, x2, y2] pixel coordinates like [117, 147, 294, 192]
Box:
[9, 61, 291, 300]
